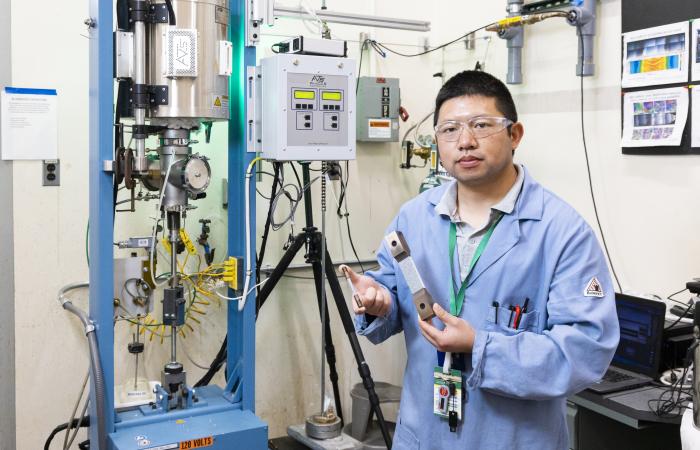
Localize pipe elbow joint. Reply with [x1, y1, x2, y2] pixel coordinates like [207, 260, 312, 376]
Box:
[568, 6, 595, 34]
[499, 25, 522, 42]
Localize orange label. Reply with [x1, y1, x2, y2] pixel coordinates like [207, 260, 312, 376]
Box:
[369, 121, 390, 128]
[180, 437, 213, 449]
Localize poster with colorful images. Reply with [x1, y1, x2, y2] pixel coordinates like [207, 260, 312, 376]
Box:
[622, 21, 689, 88]
[692, 88, 700, 147]
[622, 87, 689, 147]
[693, 19, 700, 81]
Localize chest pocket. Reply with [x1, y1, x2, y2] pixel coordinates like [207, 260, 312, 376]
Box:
[484, 305, 541, 336]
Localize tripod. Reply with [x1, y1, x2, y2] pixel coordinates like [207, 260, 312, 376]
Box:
[257, 162, 393, 449]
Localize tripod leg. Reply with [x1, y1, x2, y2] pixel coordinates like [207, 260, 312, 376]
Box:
[311, 261, 344, 423]
[324, 251, 393, 449]
[256, 232, 306, 314]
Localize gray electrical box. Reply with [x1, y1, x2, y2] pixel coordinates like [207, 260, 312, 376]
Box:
[356, 76, 400, 142]
[253, 54, 357, 161]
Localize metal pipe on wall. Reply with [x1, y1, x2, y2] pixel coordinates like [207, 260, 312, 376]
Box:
[570, 0, 596, 77]
[502, 0, 524, 85]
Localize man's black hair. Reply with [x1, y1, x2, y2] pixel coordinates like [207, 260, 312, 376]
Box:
[433, 71, 518, 126]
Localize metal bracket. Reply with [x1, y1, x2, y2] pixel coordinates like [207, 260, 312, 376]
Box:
[148, 85, 169, 106]
[103, 160, 116, 173]
[85, 322, 96, 335]
[245, 0, 263, 46]
[114, 31, 134, 79]
[116, 81, 169, 117]
[246, 66, 262, 153]
[522, 0, 580, 14]
[148, 3, 170, 23]
[155, 384, 170, 411]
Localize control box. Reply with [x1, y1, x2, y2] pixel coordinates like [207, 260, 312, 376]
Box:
[356, 76, 400, 142]
[254, 54, 356, 161]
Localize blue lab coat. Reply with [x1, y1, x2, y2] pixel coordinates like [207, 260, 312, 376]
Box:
[356, 167, 619, 450]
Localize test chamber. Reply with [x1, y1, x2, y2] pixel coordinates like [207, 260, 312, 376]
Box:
[88, 0, 266, 448]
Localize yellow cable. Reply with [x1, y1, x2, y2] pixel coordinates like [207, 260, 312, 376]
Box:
[247, 156, 264, 175]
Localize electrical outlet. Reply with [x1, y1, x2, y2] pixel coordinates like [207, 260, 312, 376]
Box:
[43, 159, 60, 186]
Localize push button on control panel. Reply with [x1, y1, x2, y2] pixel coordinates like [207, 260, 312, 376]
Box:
[296, 111, 313, 130]
[323, 113, 340, 131]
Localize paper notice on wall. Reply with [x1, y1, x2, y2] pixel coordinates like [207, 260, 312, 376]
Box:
[1, 87, 58, 160]
[693, 20, 700, 81]
[622, 21, 689, 88]
[692, 88, 700, 148]
[622, 87, 688, 147]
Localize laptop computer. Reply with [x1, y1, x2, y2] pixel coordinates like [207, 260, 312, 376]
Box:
[589, 293, 666, 394]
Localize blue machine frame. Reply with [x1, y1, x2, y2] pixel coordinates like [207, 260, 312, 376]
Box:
[88, 0, 267, 448]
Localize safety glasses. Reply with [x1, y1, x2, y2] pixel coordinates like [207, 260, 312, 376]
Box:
[434, 116, 513, 142]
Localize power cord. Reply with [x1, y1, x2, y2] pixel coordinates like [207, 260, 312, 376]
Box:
[577, 26, 622, 293]
[335, 162, 365, 273]
[44, 417, 90, 450]
[648, 344, 696, 418]
[665, 301, 694, 330]
[368, 24, 494, 58]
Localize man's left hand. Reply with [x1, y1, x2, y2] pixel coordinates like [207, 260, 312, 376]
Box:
[418, 303, 476, 353]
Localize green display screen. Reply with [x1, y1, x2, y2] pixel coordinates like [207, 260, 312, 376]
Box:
[322, 91, 342, 101]
[294, 90, 316, 100]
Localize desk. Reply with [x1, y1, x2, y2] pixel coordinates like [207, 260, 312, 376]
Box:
[568, 385, 684, 450]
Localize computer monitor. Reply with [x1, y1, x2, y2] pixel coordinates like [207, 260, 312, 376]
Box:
[612, 293, 666, 378]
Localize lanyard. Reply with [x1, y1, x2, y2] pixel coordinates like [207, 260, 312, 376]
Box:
[448, 213, 503, 316]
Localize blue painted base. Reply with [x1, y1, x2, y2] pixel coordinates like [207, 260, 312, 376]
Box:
[110, 386, 268, 450]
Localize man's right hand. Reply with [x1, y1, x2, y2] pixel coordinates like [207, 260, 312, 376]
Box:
[339, 265, 392, 317]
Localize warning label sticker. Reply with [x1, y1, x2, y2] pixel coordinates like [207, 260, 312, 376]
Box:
[368, 119, 392, 139]
[212, 94, 229, 112]
[180, 436, 214, 449]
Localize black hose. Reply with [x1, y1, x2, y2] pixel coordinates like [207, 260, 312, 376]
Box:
[194, 336, 227, 387]
[44, 417, 90, 450]
[197, 163, 284, 387]
[164, 0, 176, 25]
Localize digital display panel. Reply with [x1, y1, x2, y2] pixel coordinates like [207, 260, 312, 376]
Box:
[294, 90, 316, 100]
[322, 91, 342, 101]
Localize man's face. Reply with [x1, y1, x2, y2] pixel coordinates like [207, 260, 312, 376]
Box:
[436, 94, 523, 187]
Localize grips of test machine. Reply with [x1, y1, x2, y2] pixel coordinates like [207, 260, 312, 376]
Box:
[384, 231, 436, 321]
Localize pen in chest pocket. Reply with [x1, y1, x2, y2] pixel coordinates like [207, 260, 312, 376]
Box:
[513, 298, 530, 329]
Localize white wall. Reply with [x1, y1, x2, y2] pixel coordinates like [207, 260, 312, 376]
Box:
[6, 0, 700, 448]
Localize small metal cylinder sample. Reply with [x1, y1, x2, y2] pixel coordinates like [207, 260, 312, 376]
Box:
[305, 414, 342, 440]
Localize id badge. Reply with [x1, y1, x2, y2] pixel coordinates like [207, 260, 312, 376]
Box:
[433, 367, 462, 421]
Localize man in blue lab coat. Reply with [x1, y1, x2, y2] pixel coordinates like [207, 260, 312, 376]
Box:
[341, 71, 619, 450]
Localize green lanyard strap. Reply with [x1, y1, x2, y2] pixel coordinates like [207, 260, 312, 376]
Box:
[448, 213, 503, 316]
